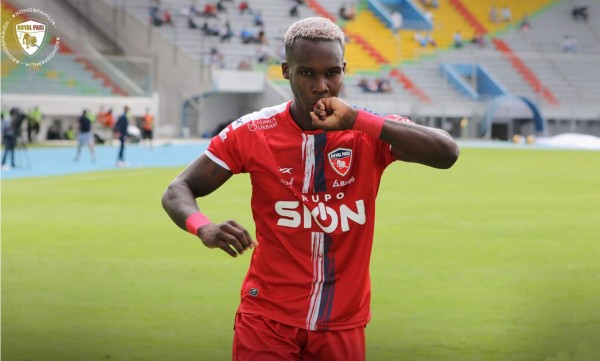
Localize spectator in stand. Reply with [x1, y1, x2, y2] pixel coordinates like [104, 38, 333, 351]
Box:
[238, 1, 250, 15]
[471, 32, 486, 47]
[253, 10, 264, 27]
[358, 78, 380, 93]
[414, 31, 426, 47]
[216, 0, 227, 13]
[375, 78, 392, 93]
[571, 3, 588, 21]
[202, 20, 220, 36]
[289, 3, 299, 17]
[561, 34, 578, 53]
[420, 0, 437, 7]
[519, 13, 530, 31]
[414, 31, 436, 47]
[489, 5, 498, 23]
[208, 47, 225, 68]
[241, 27, 259, 44]
[163, 8, 173, 26]
[453, 30, 463, 48]
[150, 3, 163, 26]
[220, 20, 233, 42]
[424, 10, 434, 22]
[338, 4, 355, 21]
[425, 33, 436, 47]
[257, 29, 267, 45]
[501, 5, 511, 23]
[189, 2, 202, 16]
[256, 44, 272, 64]
[203, 3, 217, 17]
[238, 57, 253, 70]
[188, 15, 199, 29]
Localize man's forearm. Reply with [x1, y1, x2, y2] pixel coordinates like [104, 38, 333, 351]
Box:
[162, 180, 201, 231]
[380, 119, 459, 169]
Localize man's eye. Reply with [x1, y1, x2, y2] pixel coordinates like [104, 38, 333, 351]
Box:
[327, 71, 340, 77]
[300, 71, 312, 76]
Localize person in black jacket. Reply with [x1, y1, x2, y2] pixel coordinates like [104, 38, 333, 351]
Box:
[74, 110, 95, 162]
[2, 108, 26, 170]
[114, 106, 130, 167]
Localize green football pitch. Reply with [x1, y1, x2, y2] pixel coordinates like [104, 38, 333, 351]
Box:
[2, 148, 599, 361]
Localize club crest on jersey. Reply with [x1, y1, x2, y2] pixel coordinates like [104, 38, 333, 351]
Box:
[328, 148, 352, 177]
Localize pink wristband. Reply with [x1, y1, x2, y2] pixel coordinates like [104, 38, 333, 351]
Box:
[353, 110, 385, 137]
[185, 212, 212, 235]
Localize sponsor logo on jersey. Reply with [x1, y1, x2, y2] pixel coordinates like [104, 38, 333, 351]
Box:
[249, 288, 259, 297]
[328, 148, 352, 177]
[248, 117, 278, 132]
[279, 167, 292, 174]
[333, 176, 355, 188]
[275, 198, 366, 233]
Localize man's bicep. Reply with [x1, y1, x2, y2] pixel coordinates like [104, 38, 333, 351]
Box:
[178, 153, 233, 197]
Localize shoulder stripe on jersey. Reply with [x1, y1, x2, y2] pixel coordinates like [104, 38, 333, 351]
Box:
[205, 150, 230, 170]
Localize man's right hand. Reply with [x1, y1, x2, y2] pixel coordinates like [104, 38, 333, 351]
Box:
[197, 221, 258, 257]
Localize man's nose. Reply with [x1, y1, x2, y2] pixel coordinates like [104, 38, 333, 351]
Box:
[313, 76, 329, 94]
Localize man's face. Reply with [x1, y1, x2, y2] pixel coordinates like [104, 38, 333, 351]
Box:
[282, 39, 345, 116]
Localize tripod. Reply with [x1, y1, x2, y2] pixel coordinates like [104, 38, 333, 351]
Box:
[15, 133, 31, 169]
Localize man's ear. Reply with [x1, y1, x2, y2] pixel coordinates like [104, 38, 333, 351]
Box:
[282, 62, 289, 79]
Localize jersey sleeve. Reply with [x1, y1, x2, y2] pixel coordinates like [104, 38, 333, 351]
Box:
[205, 123, 246, 174]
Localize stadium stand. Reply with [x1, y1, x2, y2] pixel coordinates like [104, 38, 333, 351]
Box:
[2, 0, 599, 139]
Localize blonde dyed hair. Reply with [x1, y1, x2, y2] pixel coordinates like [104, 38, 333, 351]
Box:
[284, 17, 345, 56]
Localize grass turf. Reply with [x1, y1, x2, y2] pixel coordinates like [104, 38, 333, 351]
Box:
[2, 148, 599, 360]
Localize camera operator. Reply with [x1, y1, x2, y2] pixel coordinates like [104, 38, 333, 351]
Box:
[2, 108, 27, 170]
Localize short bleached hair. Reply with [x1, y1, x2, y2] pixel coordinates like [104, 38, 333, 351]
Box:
[284, 17, 345, 54]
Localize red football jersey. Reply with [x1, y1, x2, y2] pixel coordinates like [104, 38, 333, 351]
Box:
[206, 101, 396, 331]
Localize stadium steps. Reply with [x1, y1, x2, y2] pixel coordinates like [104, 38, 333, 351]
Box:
[412, 0, 474, 49]
[492, 38, 558, 105]
[343, 11, 399, 64]
[304, 0, 383, 72]
[455, 0, 556, 36]
[389, 68, 431, 103]
[448, 0, 560, 105]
